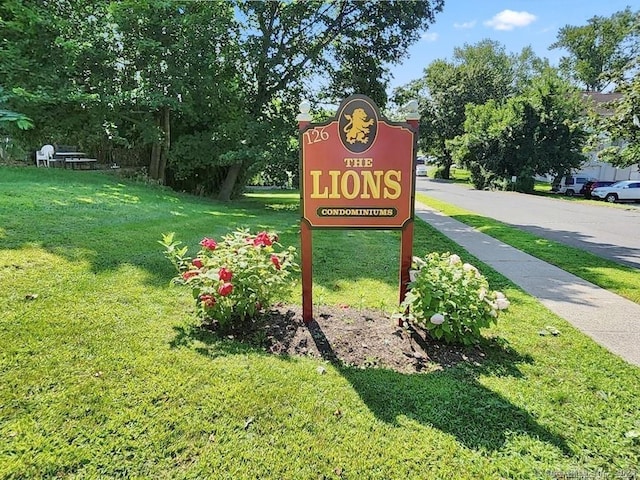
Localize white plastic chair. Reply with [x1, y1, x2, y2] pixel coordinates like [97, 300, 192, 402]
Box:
[36, 145, 55, 167]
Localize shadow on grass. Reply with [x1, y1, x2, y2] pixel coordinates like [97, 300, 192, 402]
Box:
[340, 366, 570, 452]
[169, 323, 261, 358]
[171, 316, 571, 455]
[307, 322, 569, 454]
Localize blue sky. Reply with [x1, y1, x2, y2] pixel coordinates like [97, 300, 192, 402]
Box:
[388, 0, 635, 91]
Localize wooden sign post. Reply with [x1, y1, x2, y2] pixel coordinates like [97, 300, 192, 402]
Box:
[297, 95, 420, 324]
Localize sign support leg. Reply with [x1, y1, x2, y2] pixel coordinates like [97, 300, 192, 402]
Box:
[301, 221, 313, 324]
[399, 220, 414, 326]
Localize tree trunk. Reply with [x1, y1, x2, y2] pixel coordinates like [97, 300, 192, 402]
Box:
[158, 106, 170, 184]
[218, 162, 243, 201]
[149, 108, 170, 183]
[441, 151, 453, 180]
[149, 140, 160, 179]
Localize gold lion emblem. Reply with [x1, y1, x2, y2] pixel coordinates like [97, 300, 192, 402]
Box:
[343, 108, 374, 145]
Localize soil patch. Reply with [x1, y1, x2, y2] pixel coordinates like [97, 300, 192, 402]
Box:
[232, 304, 489, 373]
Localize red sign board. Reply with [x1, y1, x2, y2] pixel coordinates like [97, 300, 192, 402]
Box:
[301, 95, 416, 229]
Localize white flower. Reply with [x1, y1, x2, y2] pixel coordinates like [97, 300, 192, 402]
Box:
[495, 291, 506, 299]
[409, 270, 418, 282]
[496, 298, 510, 310]
[478, 287, 487, 300]
[430, 313, 445, 325]
[463, 263, 478, 273]
[448, 254, 461, 265]
[412, 256, 426, 268]
[489, 309, 498, 318]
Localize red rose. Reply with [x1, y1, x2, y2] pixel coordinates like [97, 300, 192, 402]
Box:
[192, 258, 203, 268]
[218, 282, 233, 297]
[200, 294, 216, 307]
[182, 270, 198, 280]
[270, 254, 281, 270]
[218, 267, 233, 282]
[199, 237, 217, 250]
[253, 231, 273, 247]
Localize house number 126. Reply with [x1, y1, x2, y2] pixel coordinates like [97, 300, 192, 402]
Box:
[303, 127, 329, 145]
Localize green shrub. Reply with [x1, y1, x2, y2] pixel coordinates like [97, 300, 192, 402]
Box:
[514, 176, 535, 193]
[398, 252, 509, 345]
[468, 162, 497, 190]
[433, 167, 447, 179]
[161, 229, 298, 331]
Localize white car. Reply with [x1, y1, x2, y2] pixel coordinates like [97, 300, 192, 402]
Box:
[591, 180, 640, 203]
[416, 157, 428, 177]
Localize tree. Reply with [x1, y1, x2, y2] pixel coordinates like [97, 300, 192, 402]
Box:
[0, 87, 32, 130]
[0, 1, 106, 150]
[1, 1, 444, 198]
[214, 0, 445, 200]
[103, 0, 243, 186]
[1, 0, 245, 183]
[452, 70, 587, 191]
[550, 8, 640, 92]
[590, 59, 640, 168]
[394, 40, 543, 179]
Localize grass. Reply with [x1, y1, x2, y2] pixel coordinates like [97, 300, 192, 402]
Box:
[1, 167, 639, 479]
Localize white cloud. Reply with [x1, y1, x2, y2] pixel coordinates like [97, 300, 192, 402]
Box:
[454, 20, 477, 29]
[421, 32, 439, 42]
[484, 10, 537, 31]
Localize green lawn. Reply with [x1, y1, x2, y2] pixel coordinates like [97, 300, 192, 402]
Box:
[1, 167, 639, 479]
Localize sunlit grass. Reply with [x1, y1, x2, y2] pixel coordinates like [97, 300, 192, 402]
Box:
[1, 167, 639, 479]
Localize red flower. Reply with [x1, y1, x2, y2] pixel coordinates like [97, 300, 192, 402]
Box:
[200, 294, 216, 308]
[192, 258, 203, 269]
[253, 231, 273, 247]
[199, 237, 217, 250]
[218, 282, 233, 297]
[182, 270, 199, 280]
[270, 254, 281, 270]
[218, 267, 233, 282]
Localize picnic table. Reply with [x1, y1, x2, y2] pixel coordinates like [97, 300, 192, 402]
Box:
[54, 151, 98, 169]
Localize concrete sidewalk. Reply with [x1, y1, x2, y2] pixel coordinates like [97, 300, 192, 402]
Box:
[414, 202, 640, 367]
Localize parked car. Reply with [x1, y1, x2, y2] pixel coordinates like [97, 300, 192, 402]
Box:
[556, 175, 596, 196]
[416, 157, 428, 177]
[591, 180, 640, 203]
[583, 180, 616, 198]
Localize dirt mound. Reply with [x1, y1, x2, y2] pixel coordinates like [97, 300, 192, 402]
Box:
[260, 304, 487, 373]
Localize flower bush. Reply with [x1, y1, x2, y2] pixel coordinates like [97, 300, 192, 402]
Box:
[160, 229, 298, 331]
[398, 252, 509, 345]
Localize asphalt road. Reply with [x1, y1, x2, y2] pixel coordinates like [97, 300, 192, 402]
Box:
[415, 177, 640, 270]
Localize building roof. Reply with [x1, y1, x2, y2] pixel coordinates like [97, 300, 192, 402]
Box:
[581, 92, 624, 116]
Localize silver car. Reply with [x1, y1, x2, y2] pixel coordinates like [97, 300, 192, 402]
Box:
[591, 180, 640, 203]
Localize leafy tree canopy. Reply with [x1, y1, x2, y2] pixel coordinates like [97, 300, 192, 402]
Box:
[0, 87, 32, 130]
[550, 7, 640, 92]
[588, 58, 640, 169]
[393, 40, 548, 179]
[451, 70, 587, 191]
[1, 0, 444, 199]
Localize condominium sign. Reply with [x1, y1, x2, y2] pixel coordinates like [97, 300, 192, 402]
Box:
[300, 95, 415, 229]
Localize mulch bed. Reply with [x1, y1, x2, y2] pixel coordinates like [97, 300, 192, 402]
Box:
[249, 304, 489, 373]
